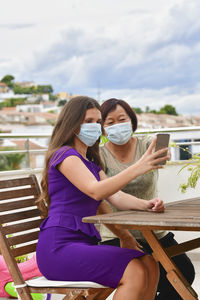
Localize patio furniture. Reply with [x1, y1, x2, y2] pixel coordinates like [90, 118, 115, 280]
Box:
[83, 198, 200, 300]
[0, 175, 113, 300]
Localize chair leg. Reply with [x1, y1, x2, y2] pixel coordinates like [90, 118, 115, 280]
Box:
[62, 288, 114, 300]
[62, 288, 113, 300]
[16, 287, 33, 300]
[62, 291, 86, 300]
[85, 288, 114, 300]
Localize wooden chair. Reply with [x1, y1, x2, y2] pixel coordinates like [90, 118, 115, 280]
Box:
[0, 175, 114, 300]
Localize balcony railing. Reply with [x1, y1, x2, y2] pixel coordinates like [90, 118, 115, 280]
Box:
[0, 126, 200, 201]
[0, 127, 200, 292]
[0, 127, 200, 262]
[1, 126, 200, 169]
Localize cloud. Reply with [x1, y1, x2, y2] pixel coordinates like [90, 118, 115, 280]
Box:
[23, 0, 200, 93]
[0, 23, 36, 30]
[1, 0, 200, 115]
[96, 86, 200, 116]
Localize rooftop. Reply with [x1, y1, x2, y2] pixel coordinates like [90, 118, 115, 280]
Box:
[137, 113, 200, 129]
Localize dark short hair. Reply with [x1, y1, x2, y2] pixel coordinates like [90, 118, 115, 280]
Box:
[101, 98, 138, 132]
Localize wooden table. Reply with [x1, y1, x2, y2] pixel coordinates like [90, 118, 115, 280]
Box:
[83, 197, 200, 300]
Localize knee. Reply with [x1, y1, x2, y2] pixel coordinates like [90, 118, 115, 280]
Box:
[142, 255, 159, 275]
[120, 259, 148, 289]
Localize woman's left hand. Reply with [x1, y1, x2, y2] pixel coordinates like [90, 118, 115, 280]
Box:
[120, 236, 143, 251]
[147, 198, 165, 212]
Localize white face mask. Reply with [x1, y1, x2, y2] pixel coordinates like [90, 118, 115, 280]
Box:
[105, 121, 133, 145]
[77, 123, 102, 147]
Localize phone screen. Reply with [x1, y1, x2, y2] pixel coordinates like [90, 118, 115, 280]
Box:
[155, 133, 170, 165]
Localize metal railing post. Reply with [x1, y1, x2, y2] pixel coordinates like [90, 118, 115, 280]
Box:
[25, 138, 30, 168]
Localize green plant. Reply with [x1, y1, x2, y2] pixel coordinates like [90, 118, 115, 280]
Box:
[100, 135, 108, 145]
[0, 147, 25, 171]
[15, 254, 29, 263]
[178, 153, 200, 193]
[173, 143, 200, 193]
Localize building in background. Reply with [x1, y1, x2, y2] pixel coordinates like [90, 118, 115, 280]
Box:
[14, 81, 37, 88]
[0, 82, 8, 93]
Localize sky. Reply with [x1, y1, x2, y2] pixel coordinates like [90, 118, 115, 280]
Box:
[0, 0, 200, 115]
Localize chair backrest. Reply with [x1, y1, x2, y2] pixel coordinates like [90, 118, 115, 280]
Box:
[0, 175, 42, 259]
[0, 175, 114, 300]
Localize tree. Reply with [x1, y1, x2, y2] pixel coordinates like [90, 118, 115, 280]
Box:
[1, 97, 26, 107]
[13, 84, 54, 95]
[58, 99, 67, 106]
[149, 109, 158, 114]
[145, 106, 150, 113]
[13, 84, 37, 94]
[158, 104, 178, 116]
[1, 75, 15, 88]
[37, 85, 53, 93]
[132, 107, 143, 114]
[0, 148, 25, 171]
[49, 93, 57, 101]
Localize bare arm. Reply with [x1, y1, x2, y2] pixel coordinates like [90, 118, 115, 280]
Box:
[97, 201, 143, 250]
[99, 170, 165, 212]
[97, 201, 132, 239]
[59, 137, 169, 201]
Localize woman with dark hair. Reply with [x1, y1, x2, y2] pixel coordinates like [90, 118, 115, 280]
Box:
[36, 96, 169, 300]
[99, 98, 195, 300]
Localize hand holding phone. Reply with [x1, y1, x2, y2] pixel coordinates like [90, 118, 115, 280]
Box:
[154, 133, 170, 165]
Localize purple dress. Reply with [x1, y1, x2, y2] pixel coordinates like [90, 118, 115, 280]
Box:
[36, 146, 145, 288]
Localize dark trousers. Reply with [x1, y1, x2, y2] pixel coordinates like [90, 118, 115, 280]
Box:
[100, 232, 195, 300]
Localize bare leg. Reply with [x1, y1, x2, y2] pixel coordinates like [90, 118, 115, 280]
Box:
[140, 255, 159, 300]
[113, 255, 159, 300]
[113, 259, 148, 300]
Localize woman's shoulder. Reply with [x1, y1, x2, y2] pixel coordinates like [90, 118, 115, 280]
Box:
[49, 146, 81, 168]
[99, 143, 111, 170]
[53, 146, 79, 159]
[99, 143, 112, 160]
[99, 143, 107, 153]
[137, 135, 153, 149]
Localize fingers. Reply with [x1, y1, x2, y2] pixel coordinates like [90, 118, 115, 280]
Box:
[146, 137, 157, 153]
[153, 153, 170, 165]
[146, 140, 169, 166]
[153, 200, 165, 212]
[136, 241, 143, 249]
[148, 198, 165, 212]
[167, 149, 171, 161]
[152, 147, 169, 158]
[151, 147, 170, 166]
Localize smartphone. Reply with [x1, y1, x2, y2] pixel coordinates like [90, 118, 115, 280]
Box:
[154, 133, 170, 165]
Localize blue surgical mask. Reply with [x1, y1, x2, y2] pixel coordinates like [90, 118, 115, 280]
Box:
[105, 121, 133, 145]
[77, 123, 102, 147]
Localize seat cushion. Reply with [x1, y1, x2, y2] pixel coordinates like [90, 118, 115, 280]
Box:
[26, 276, 107, 288]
